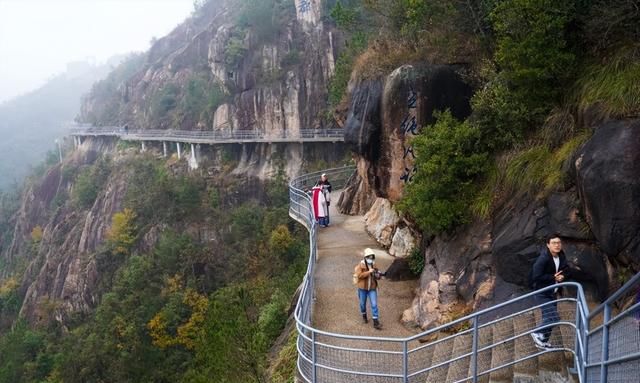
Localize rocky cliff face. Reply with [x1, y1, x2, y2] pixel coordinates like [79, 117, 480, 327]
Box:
[339, 64, 472, 215]
[338, 64, 640, 330]
[80, 0, 338, 150]
[1, 0, 349, 326]
[3, 139, 121, 324]
[4, 136, 346, 326]
[79, 0, 342, 179]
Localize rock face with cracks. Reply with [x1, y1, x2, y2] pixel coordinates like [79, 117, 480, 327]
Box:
[1, 0, 350, 326]
[80, 0, 344, 180]
[339, 61, 640, 330]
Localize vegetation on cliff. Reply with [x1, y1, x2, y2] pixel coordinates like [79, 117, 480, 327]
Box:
[80, 0, 297, 130]
[0, 148, 307, 383]
[328, 0, 639, 233]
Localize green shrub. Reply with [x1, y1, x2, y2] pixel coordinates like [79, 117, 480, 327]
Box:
[328, 32, 368, 106]
[490, 0, 576, 127]
[503, 145, 551, 194]
[224, 32, 248, 68]
[575, 48, 640, 119]
[470, 79, 530, 151]
[398, 111, 488, 233]
[0, 321, 49, 383]
[407, 248, 424, 276]
[330, 0, 361, 31]
[236, 0, 280, 41]
[181, 75, 226, 124]
[257, 289, 288, 342]
[173, 176, 204, 217]
[501, 130, 591, 196]
[268, 328, 297, 383]
[150, 83, 179, 120]
[470, 164, 499, 219]
[74, 158, 111, 209]
[123, 159, 172, 223]
[208, 188, 220, 210]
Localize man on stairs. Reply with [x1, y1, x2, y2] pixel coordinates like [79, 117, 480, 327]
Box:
[530, 233, 573, 349]
[355, 248, 385, 330]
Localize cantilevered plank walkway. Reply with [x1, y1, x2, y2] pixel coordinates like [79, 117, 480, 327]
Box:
[69, 126, 344, 144]
[312, 197, 418, 337]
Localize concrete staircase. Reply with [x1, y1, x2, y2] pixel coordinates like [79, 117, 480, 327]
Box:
[414, 307, 577, 383]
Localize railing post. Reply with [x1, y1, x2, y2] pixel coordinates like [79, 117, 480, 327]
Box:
[572, 300, 584, 378]
[311, 330, 317, 383]
[600, 303, 610, 383]
[403, 340, 409, 383]
[471, 316, 478, 383]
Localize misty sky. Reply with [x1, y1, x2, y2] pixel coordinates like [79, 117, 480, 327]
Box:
[0, 0, 195, 104]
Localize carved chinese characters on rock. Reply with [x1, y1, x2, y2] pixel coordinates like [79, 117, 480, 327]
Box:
[400, 87, 418, 184]
[298, 0, 311, 13]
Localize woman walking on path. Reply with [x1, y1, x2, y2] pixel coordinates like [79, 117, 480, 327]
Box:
[355, 248, 384, 329]
[315, 173, 332, 225]
[311, 185, 329, 227]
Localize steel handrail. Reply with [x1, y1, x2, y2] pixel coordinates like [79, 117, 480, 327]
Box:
[588, 271, 640, 319]
[583, 270, 640, 382]
[69, 126, 345, 141]
[289, 166, 596, 382]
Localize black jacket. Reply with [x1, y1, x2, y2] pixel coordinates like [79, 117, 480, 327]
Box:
[315, 179, 332, 193]
[531, 248, 571, 294]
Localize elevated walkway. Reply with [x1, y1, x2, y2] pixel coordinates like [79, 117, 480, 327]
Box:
[69, 126, 344, 144]
[289, 166, 640, 383]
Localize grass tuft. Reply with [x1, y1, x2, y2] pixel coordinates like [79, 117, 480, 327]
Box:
[498, 130, 592, 198]
[470, 164, 499, 219]
[574, 46, 640, 120]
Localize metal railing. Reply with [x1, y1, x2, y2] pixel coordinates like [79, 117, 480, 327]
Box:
[586, 272, 640, 382]
[289, 165, 640, 383]
[69, 126, 344, 143]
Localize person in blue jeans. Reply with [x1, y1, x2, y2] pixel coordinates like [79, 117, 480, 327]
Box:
[355, 248, 384, 329]
[530, 233, 573, 349]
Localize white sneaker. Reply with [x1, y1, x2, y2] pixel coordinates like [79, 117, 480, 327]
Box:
[530, 332, 550, 349]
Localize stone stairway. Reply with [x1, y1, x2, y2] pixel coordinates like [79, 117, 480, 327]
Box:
[411, 310, 576, 383]
[300, 184, 580, 383]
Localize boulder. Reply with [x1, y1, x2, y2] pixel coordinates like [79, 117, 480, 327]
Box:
[389, 226, 419, 258]
[363, 198, 400, 247]
[339, 64, 473, 211]
[492, 198, 550, 286]
[343, 79, 384, 159]
[547, 190, 592, 240]
[404, 219, 492, 329]
[383, 257, 416, 281]
[575, 119, 640, 265]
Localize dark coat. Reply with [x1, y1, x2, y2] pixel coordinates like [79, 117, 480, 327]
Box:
[531, 248, 571, 295]
[315, 179, 332, 193]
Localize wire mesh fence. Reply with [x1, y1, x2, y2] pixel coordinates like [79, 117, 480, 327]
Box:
[586, 273, 640, 382]
[290, 166, 640, 383]
[69, 126, 345, 142]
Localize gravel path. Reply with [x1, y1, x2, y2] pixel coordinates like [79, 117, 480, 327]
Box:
[312, 195, 418, 338]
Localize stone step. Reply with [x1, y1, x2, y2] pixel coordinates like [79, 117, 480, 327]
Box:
[512, 311, 539, 382]
[489, 317, 515, 382]
[467, 325, 493, 383]
[558, 302, 578, 370]
[408, 337, 436, 382]
[445, 331, 473, 382]
[533, 301, 568, 375]
[425, 334, 455, 382]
